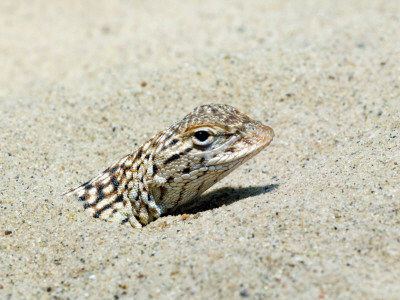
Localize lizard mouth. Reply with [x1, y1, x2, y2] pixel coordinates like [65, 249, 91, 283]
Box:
[205, 125, 274, 166]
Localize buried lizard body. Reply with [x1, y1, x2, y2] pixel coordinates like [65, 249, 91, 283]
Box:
[64, 104, 274, 228]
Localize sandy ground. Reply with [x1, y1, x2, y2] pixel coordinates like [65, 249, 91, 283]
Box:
[1, 0, 399, 299]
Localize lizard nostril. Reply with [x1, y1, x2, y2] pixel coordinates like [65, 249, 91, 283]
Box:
[264, 126, 274, 138]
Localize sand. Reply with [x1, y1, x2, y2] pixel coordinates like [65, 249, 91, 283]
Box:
[1, 0, 399, 299]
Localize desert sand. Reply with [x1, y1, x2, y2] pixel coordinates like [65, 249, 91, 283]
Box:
[1, 0, 399, 299]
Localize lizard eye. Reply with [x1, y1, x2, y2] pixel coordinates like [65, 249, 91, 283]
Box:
[194, 130, 210, 141]
[193, 130, 213, 146]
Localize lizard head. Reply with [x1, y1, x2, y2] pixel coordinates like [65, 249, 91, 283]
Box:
[179, 104, 274, 166]
[150, 104, 274, 209]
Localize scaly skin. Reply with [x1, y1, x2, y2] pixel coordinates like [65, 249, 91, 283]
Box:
[64, 104, 274, 228]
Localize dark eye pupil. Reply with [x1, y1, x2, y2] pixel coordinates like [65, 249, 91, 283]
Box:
[194, 130, 210, 142]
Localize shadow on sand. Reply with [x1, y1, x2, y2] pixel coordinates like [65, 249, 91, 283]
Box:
[171, 184, 279, 215]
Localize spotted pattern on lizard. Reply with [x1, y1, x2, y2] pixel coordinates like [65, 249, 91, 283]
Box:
[64, 104, 274, 228]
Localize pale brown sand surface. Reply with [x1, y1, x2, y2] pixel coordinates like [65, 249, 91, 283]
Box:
[1, 0, 399, 299]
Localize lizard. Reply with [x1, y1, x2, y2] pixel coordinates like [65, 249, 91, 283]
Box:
[64, 104, 274, 228]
